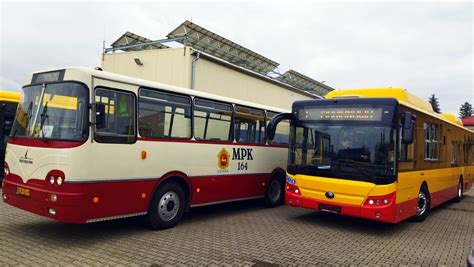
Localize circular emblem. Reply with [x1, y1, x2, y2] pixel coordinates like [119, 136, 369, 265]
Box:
[325, 192, 335, 199]
[217, 148, 230, 169]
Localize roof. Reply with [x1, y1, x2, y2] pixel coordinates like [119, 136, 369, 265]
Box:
[111, 31, 169, 51]
[0, 90, 21, 103]
[277, 69, 333, 96]
[167, 20, 279, 74]
[462, 115, 474, 126]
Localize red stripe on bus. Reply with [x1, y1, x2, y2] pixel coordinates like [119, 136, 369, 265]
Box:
[8, 137, 85, 149]
[2, 172, 275, 224]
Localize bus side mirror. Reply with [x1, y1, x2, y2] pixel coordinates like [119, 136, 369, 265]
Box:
[95, 103, 106, 129]
[267, 113, 294, 140]
[402, 111, 416, 144]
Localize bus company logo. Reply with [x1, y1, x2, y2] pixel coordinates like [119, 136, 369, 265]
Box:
[217, 148, 230, 170]
[19, 149, 33, 165]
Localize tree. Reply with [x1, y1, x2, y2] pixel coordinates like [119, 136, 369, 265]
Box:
[428, 94, 441, 113]
[459, 102, 472, 118]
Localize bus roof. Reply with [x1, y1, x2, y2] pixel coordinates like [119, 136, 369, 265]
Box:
[326, 88, 473, 133]
[26, 66, 289, 114]
[0, 90, 21, 103]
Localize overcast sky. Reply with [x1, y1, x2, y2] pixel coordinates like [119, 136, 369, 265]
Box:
[0, 1, 472, 115]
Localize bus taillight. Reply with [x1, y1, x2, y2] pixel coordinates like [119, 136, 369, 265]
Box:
[364, 192, 396, 207]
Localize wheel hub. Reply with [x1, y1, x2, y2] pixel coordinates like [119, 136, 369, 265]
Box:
[158, 191, 180, 222]
[417, 192, 427, 215]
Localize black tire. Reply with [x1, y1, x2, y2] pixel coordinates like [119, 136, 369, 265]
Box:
[146, 181, 186, 230]
[454, 178, 463, 202]
[411, 185, 431, 222]
[265, 175, 285, 208]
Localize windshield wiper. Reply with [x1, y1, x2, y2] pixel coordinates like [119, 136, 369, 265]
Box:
[39, 102, 49, 142]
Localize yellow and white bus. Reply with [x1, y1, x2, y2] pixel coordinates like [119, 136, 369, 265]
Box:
[2, 67, 291, 229]
[268, 88, 473, 223]
[1, 90, 20, 182]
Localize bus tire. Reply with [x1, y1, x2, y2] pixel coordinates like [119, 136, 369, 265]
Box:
[454, 177, 463, 202]
[265, 174, 285, 208]
[146, 181, 185, 230]
[411, 185, 431, 222]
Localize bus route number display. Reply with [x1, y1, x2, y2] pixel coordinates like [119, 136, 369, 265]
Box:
[300, 107, 383, 121]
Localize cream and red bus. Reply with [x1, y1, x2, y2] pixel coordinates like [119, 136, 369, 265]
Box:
[2, 67, 291, 229]
[268, 88, 473, 223]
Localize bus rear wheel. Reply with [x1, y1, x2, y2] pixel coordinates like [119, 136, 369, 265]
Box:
[265, 175, 284, 207]
[454, 177, 463, 202]
[146, 181, 185, 230]
[411, 185, 431, 222]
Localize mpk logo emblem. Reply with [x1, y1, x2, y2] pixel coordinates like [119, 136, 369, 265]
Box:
[217, 148, 230, 169]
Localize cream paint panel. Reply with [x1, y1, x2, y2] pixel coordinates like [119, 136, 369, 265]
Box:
[6, 141, 287, 183]
[5, 144, 71, 183]
[101, 48, 192, 88]
[195, 59, 312, 110]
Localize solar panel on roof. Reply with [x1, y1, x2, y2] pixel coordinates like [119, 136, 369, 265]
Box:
[111, 31, 169, 51]
[167, 20, 279, 74]
[278, 70, 333, 95]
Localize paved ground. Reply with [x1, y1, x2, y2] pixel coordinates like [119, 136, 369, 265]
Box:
[0, 189, 473, 266]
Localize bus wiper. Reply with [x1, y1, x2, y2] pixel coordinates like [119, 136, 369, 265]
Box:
[39, 102, 49, 142]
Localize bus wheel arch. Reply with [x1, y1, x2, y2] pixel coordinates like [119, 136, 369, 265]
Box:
[411, 182, 431, 222]
[265, 168, 285, 208]
[454, 175, 463, 202]
[152, 171, 192, 210]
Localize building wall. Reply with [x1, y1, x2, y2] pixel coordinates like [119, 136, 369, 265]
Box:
[101, 47, 315, 110]
[102, 48, 192, 88]
[194, 57, 313, 110]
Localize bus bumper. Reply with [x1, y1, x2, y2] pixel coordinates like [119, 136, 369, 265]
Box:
[285, 185, 399, 223]
[2, 174, 87, 223]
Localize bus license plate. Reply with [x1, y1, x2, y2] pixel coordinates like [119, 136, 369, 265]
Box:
[318, 204, 341, 214]
[16, 187, 30, 197]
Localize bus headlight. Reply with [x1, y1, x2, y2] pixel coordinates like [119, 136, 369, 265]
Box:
[46, 170, 66, 186]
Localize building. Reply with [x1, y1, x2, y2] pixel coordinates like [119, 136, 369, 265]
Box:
[462, 115, 474, 130]
[101, 20, 334, 110]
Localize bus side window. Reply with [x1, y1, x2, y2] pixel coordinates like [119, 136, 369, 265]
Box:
[138, 89, 191, 139]
[234, 105, 265, 144]
[267, 111, 289, 145]
[95, 88, 136, 144]
[193, 98, 233, 141]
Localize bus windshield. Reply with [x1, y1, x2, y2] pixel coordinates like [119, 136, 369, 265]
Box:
[11, 82, 88, 142]
[288, 123, 396, 184]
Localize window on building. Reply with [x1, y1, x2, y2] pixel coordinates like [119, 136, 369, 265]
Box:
[138, 89, 191, 139]
[194, 98, 233, 141]
[234, 105, 265, 144]
[95, 88, 136, 144]
[424, 123, 440, 160]
[267, 111, 289, 145]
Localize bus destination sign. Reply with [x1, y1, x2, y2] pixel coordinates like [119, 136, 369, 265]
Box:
[299, 107, 383, 121]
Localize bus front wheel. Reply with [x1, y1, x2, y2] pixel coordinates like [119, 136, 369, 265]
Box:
[265, 175, 285, 207]
[146, 181, 186, 230]
[411, 185, 431, 222]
